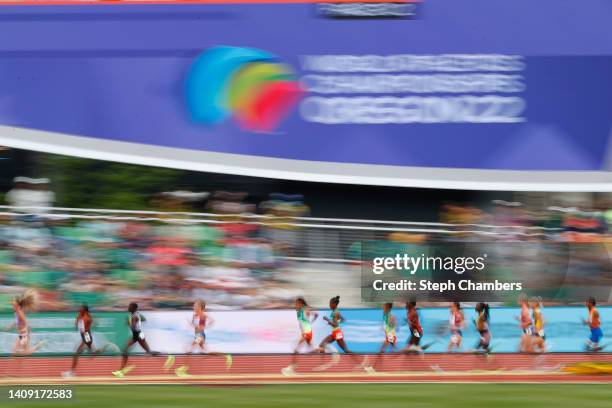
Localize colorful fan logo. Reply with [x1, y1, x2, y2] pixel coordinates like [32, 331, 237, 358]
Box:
[186, 46, 304, 133]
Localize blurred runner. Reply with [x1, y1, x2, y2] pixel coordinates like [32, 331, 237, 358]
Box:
[282, 297, 319, 375]
[447, 302, 465, 352]
[517, 295, 534, 352]
[112, 303, 159, 378]
[531, 297, 546, 353]
[174, 299, 232, 377]
[3, 289, 44, 356]
[402, 301, 433, 353]
[62, 304, 109, 378]
[313, 296, 359, 370]
[362, 302, 397, 373]
[474, 302, 491, 354]
[583, 297, 604, 352]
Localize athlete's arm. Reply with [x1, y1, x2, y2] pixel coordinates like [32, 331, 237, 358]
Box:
[308, 310, 319, 322]
[324, 312, 340, 327]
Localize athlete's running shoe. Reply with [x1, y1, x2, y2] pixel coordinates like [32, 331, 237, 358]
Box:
[112, 370, 124, 378]
[112, 365, 134, 378]
[175, 365, 191, 378]
[164, 355, 176, 371]
[281, 365, 296, 376]
[363, 366, 376, 374]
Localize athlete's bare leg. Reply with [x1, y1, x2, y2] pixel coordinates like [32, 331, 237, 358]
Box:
[312, 335, 340, 371]
[119, 339, 137, 370]
[369, 340, 394, 370]
[137, 338, 160, 356]
[316, 335, 334, 353]
[291, 337, 308, 366]
[71, 342, 88, 371]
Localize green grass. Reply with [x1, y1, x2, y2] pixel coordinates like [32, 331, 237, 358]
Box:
[1, 384, 612, 408]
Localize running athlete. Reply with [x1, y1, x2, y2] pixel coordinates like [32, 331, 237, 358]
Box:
[112, 303, 159, 378]
[189, 299, 212, 352]
[447, 302, 465, 352]
[531, 298, 546, 353]
[282, 297, 319, 375]
[517, 296, 533, 352]
[62, 304, 108, 378]
[474, 302, 491, 354]
[363, 303, 397, 373]
[316, 296, 352, 354]
[3, 290, 44, 356]
[174, 300, 232, 377]
[313, 296, 359, 370]
[403, 301, 427, 353]
[583, 297, 604, 352]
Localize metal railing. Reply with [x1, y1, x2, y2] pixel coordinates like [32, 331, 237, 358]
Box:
[0, 205, 567, 263]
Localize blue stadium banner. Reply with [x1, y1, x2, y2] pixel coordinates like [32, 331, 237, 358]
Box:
[0, 1, 610, 190]
[2, 307, 610, 355]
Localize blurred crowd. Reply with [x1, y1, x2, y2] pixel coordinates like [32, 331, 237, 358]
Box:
[0, 178, 310, 311]
[0, 177, 610, 311]
[440, 200, 610, 241]
[357, 199, 612, 304]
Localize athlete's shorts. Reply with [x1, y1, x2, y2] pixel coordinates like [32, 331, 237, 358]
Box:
[331, 329, 344, 341]
[132, 330, 145, 342]
[408, 329, 422, 346]
[478, 330, 491, 347]
[523, 327, 533, 335]
[81, 331, 93, 347]
[590, 327, 603, 344]
[302, 331, 313, 344]
[450, 330, 462, 344]
[533, 329, 546, 340]
[194, 331, 206, 345]
[385, 333, 397, 345]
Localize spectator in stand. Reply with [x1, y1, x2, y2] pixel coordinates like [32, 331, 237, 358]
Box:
[561, 206, 608, 242]
[207, 191, 255, 215]
[150, 190, 209, 214]
[260, 193, 309, 254]
[5, 177, 55, 214]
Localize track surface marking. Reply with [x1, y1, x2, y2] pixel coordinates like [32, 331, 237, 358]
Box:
[1, 353, 611, 384]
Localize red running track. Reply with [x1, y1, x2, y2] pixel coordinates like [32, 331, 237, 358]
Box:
[1, 353, 611, 384]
